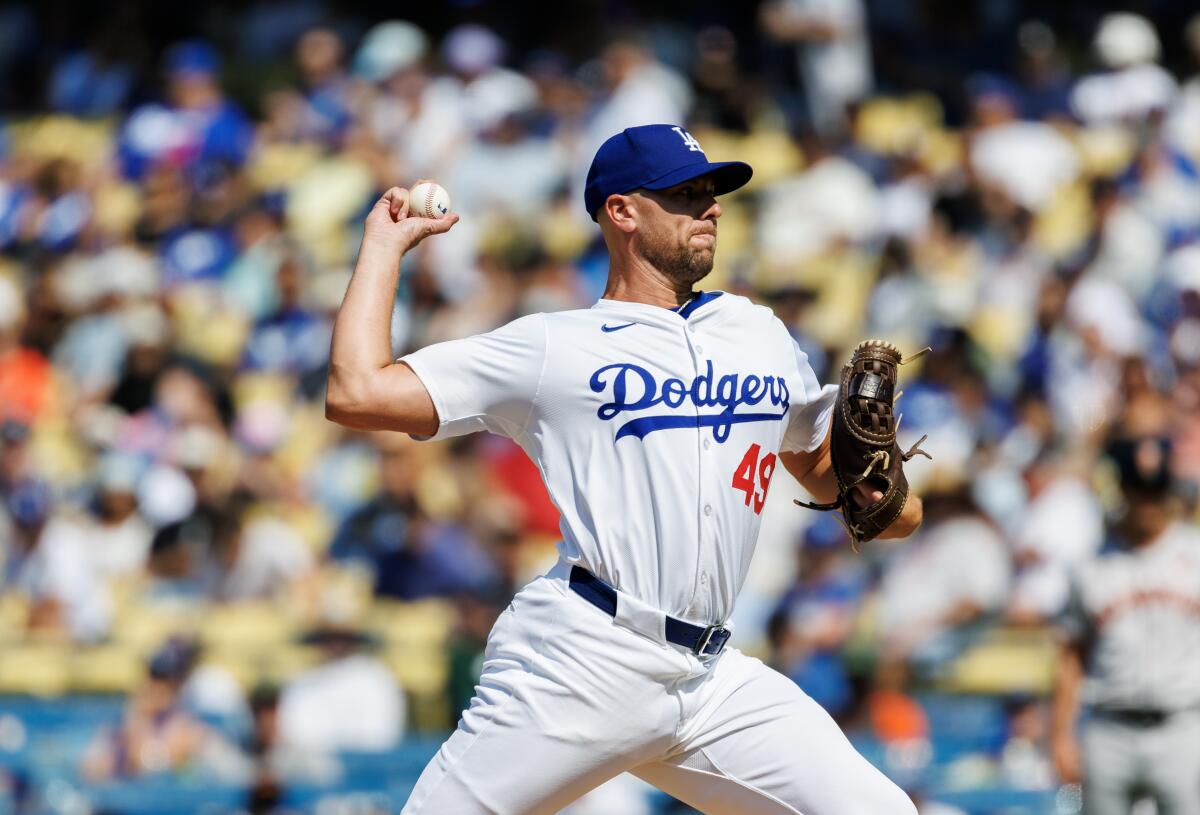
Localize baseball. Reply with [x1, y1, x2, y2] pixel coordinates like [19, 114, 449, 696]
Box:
[410, 182, 452, 220]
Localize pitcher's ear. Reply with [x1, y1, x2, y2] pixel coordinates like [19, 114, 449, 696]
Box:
[604, 193, 639, 233]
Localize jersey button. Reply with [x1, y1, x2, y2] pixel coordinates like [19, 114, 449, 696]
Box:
[703, 504, 713, 516]
[700, 572, 708, 584]
[703, 439, 711, 450]
[695, 345, 704, 354]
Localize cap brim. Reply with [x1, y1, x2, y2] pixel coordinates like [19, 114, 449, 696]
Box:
[641, 160, 753, 196]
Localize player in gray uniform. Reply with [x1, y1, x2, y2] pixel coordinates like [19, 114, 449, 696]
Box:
[1050, 435, 1200, 815]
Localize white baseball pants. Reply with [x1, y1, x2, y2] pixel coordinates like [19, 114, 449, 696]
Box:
[402, 561, 915, 815]
[1083, 711, 1200, 815]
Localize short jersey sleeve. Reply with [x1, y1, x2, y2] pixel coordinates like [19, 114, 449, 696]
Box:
[400, 313, 547, 441]
[781, 339, 837, 454]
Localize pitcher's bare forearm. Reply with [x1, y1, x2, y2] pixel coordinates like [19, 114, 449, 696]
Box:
[780, 426, 923, 540]
[326, 185, 456, 434]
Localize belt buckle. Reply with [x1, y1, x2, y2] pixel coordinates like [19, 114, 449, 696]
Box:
[696, 625, 731, 656]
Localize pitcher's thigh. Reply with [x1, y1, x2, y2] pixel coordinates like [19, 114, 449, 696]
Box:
[637, 654, 915, 815]
[403, 586, 679, 815]
[402, 695, 632, 813]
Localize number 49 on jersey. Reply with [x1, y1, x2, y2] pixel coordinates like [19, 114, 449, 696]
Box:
[731, 443, 777, 514]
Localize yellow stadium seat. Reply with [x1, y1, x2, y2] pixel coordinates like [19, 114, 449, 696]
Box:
[0, 645, 70, 695]
[198, 604, 296, 652]
[384, 646, 448, 698]
[204, 651, 263, 690]
[264, 645, 323, 685]
[0, 593, 30, 644]
[369, 600, 454, 650]
[111, 604, 197, 656]
[937, 627, 1058, 695]
[71, 646, 144, 694]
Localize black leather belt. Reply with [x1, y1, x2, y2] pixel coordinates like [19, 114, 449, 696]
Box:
[568, 566, 732, 657]
[1096, 708, 1172, 727]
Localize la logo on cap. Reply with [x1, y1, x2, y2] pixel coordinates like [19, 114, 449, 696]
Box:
[672, 127, 704, 154]
[583, 123, 752, 221]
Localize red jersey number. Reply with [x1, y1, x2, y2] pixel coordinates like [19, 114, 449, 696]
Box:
[731, 443, 777, 515]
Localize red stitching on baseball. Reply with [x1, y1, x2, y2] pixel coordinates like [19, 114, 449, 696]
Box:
[424, 184, 435, 218]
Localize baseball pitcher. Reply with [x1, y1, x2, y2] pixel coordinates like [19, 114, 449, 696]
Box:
[326, 124, 926, 814]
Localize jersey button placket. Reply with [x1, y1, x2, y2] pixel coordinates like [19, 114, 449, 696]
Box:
[688, 321, 709, 618]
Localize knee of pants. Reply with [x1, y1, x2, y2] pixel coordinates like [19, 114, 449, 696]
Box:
[773, 766, 917, 815]
[847, 783, 918, 815]
[821, 771, 917, 815]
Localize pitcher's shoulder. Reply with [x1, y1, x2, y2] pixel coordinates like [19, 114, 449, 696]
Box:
[717, 294, 791, 336]
[701, 291, 767, 317]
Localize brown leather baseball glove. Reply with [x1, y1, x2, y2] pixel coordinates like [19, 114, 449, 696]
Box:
[796, 340, 931, 544]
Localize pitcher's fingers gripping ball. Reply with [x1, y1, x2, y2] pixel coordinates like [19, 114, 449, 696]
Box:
[409, 181, 452, 219]
[797, 340, 932, 544]
[368, 183, 458, 250]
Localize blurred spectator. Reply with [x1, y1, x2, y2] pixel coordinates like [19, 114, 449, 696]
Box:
[866, 660, 928, 745]
[442, 71, 567, 219]
[446, 588, 509, 716]
[876, 482, 1011, 671]
[278, 622, 405, 753]
[108, 303, 172, 416]
[240, 250, 332, 388]
[51, 255, 140, 403]
[1006, 451, 1103, 624]
[223, 200, 291, 320]
[0, 275, 51, 423]
[0, 417, 34, 490]
[999, 696, 1054, 790]
[118, 39, 254, 182]
[967, 77, 1080, 215]
[760, 0, 872, 136]
[355, 20, 463, 181]
[579, 37, 692, 194]
[0, 469, 51, 591]
[767, 515, 864, 719]
[45, 16, 140, 117]
[244, 683, 340, 798]
[758, 131, 880, 303]
[213, 508, 315, 603]
[1164, 15, 1200, 163]
[147, 512, 222, 600]
[1012, 21, 1072, 121]
[1071, 13, 1178, 124]
[81, 637, 243, 781]
[262, 27, 353, 146]
[329, 435, 496, 600]
[145, 497, 313, 604]
[25, 453, 152, 641]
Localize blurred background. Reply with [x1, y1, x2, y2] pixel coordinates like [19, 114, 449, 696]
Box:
[0, 0, 1198, 812]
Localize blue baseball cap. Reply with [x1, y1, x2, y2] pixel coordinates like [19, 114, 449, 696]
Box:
[803, 514, 848, 551]
[166, 40, 220, 79]
[584, 124, 752, 221]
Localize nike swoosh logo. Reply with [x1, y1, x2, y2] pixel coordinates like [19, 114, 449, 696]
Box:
[601, 322, 636, 333]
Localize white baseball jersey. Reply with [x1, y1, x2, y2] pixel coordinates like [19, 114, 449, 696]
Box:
[402, 291, 836, 625]
[1065, 522, 1200, 711]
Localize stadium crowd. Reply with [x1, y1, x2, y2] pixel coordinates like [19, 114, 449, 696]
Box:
[1, 1, 1199, 812]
